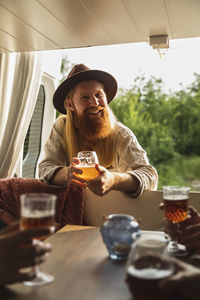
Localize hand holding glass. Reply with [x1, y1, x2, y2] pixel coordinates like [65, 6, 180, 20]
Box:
[162, 186, 190, 256]
[20, 193, 56, 286]
[76, 151, 99, 180]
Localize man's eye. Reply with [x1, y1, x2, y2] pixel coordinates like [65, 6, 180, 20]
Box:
[82, 96, 89, 100]
[96, 93, 103, 98]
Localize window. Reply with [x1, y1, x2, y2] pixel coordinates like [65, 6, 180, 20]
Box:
[22, 85, 45, 178]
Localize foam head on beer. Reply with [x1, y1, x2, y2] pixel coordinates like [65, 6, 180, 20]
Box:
[126, 232, 174, 300]
[163, 186, 190, 223]
[76, 151, 99, 180]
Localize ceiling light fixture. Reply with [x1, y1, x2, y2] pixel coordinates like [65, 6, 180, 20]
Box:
[149, 35, 169, 58]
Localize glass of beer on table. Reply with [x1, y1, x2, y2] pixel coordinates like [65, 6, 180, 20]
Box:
[20, 193, 57, 286]
[76, 151, 99, 180]
[162, 185, 190, 256]
[126, 231, 174, 300]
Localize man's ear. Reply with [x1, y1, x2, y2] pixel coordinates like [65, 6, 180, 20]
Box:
[65, 98, 74, 112]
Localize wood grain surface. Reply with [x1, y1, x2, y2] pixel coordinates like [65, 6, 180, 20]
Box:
[0, 227, 132, 300]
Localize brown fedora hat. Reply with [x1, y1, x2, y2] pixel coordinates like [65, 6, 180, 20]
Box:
[53, 64, 118, 114]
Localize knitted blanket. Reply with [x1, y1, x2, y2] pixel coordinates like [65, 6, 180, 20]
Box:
[0, 177, 84, 230]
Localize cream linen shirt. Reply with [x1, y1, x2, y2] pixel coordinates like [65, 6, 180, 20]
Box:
[39, 117, 158, 197]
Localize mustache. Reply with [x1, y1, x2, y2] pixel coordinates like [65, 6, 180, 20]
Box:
[84, 106, 104, 113]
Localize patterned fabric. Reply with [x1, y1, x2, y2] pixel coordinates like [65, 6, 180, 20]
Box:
[39, 117, 158, 197]
[0, 177, 84, 230]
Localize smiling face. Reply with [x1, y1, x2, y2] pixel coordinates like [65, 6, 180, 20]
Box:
[65, 80, 107, 118]
[65, 80, 113, 141]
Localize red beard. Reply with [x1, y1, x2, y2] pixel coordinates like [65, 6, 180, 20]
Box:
[74, 106, 112, 141]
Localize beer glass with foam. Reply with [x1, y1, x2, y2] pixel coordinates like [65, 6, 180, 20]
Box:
[163, 185, 190, 256]
[76, 151, 99, 180]
[126, 231, 174, 300]
[20, 193, 57, 286]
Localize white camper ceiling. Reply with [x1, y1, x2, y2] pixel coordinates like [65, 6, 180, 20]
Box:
[0, 0, 200, 53]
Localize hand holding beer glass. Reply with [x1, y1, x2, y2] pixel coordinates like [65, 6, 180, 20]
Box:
[20, 193, 56, 286]
[76, 151, 99, 181]
[162, 186, 190, 256]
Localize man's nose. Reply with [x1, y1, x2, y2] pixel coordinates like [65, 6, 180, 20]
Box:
[89, 96, 99, 106]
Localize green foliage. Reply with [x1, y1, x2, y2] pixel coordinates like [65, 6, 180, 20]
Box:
[156, 155, 200, 191]
[56, 55, 75, 118]
[111, 74, 200, 188]
[111, 74, 200, 162]
[59, 55, 75, 85]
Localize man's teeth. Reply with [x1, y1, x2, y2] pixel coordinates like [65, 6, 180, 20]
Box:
[88, 111, 100, 114]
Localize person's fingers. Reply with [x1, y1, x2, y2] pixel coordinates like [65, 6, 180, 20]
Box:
[70, 165, 86, 185]
[72, 172, 85, 183]
[4, 269, 36, 285]
[72, 174, 85, 183]
[180, 232, 200, 252]
[185, 223, 200, 235]
[71, 165, 83, 175]
[71, 179, 86, 188]
[0, 222, 20, 235]
[12, 252, 50, 269]
[7, 227, 53, 246]
[163, 221, 181, 239]
[178, 207, 200, 229]
[95, 164, 105, 174]
[179, 217, 194, 228]
[14, 270, 36, 283]
[12, 241, 51, 260]
[188, 206, 200, 219]
[95, 164, 101, 173]
[71, 157, 79, 164]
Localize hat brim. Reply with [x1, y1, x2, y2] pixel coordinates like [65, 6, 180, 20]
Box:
[53, 69, 118, 114]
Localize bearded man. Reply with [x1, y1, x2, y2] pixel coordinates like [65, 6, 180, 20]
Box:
[39, 64, 158, 197]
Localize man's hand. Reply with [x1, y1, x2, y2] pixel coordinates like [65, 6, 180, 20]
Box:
[179, 223, 200, 254]
[50, 157, 86, 187]
[160, 205, 200, 253]
[159, 257, 200, 300]
[179, 206, 200, 227]
[67, 157, 87, 188]
[86, 164, 115, 196]
[87, 164, 139, 196]
[0, 225, 52, 285]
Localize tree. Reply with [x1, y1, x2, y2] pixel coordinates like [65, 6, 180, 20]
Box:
[111, 76, 177, 165]
[59, 54, 75, 84]
[56, 55, 75, 117]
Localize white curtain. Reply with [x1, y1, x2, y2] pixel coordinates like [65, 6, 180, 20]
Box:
[0, 52, 43, 178]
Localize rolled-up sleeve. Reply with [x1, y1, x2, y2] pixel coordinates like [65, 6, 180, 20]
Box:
[39, 117, 68, 184]
[113, 123, 158, 197]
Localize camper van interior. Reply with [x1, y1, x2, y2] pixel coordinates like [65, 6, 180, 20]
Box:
[0, 1, 200, 299]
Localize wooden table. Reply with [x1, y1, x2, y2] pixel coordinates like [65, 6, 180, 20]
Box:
[1, 226, 132, 300]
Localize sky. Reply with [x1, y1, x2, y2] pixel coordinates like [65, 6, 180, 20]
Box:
[44, 37, 200, 94]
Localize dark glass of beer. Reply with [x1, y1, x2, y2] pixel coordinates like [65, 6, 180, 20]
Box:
[20, 193, 57, 286]
[163, 186, 190, 255]
[126, 232, 174, 300]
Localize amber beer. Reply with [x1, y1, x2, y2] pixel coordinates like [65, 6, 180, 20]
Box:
[126, 263, 173, 300]
[21, 212, 55, 240]
[164, 195, 188, 223]
[76, 165, 99, 180]
[21, 213, 54, 230]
